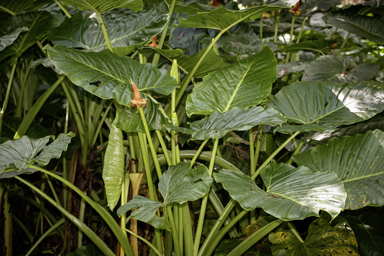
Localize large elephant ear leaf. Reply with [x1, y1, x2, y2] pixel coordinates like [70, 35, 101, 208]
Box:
[103, 116, 125, 211]
[46, 45, 177, 106]
[49, 0, 169, 52]
[165, 106, 286, 141]
[324, 13, 384, 43]
[214, 163, 346, 221]
[117, 195, 168, 230]
[293, 129, 384, 210]
[267, 81, 384, 134]
[186, 45, 277, 116]
[159, 161, 212, 204]
[0, 132, 75, 177]
[60, 0, 143, 13]
[269, 215, 359, 255]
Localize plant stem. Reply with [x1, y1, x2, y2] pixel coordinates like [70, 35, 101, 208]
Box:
[337, 32, 350, 57]
[252, 131, 300, 180]
[253, 124, 264, 174]
[166, 205, 182, 256]
[227, 219, 284, 256]
[0, 61, 17, 137]
[286, 139, 304, 165]
[53, 0, 72, 18]
[125, 229, 162, 256]
[274, 11, 280, 43]
[14, 59, 32, 118]
[156, 130, 172, 166]
[288, 222, 304, 243]
[296, 17, 307, 44]
[96, 11, 114, 53]
[193, 137, 220, 255]
[249, 128, 255, 176]
[190, 139, 209, 166]
[152, 0, 177, 66]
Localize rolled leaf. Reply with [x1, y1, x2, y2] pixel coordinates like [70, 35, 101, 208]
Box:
[50, 1, 169, 52]
[267, 81, 384, 134]
[159, 161, 212, 204]
[293, 129, 384, 210]
[214, 163, 346, 221]
[46, 45, 177, 106]
[186, 46, 277, 116]
[0, 133, 75, 175]
[269, 215, 359, 255]
[103, 116, 125, 211]
[166, 106, 286, 141]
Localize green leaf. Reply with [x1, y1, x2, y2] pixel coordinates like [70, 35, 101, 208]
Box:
[267, 81, 384, 134]
[46, 45, 178, 106]
[269, 215, 359, 255]
[303, 56, 379, 83]
[301, 0, 343, 15]
[214, 163, 346, 221]
[159, 161, 212, 204]
[67, 245, 103, 256]
[0, 27, 28, 52]
[103, 116, 125, 211]
[293, 129, 384, 210]
[166, 107, 286, 141]
[276, 39, 335, 53]
[176, 5, 282, 30]
[277, 61, 309, 78]
[0, 133, 75, 175]
[324, 13, 384, 43]
[174, 2, 215, 15]
[186, 46, 277, 116]
[117, 195, 168, 230]
[0, 0, 41, 15]
[60, 0, 144, 13]
[140, 46, 227, 78]
[345, 212, 384, 256]
[0, 12, 60, 64]
[49, 1, 169, 52]
[202, 32, 277, 55]
[116, 99, 170, 132]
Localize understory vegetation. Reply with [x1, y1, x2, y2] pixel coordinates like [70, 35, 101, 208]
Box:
[1, 0, 384, 255]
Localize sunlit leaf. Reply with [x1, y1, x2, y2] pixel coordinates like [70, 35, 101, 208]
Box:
[46, 45, 177, 106]
[214, 163, 346, 221]
[294, 129, 384, 210]
[166, 107, 286, 141]
[186, 46, 277, 116]
[269, 215, 359, 255]
[50, 1, 169, 52]
[0, 133, 75, 175]
[267, 81, 384, 134]
[60, 0, 143, 13]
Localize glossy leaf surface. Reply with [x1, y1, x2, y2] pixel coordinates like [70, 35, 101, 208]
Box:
[267, 81, 384, 134]
[0, 133, 75, 175]
[0, 27, 28, 52]
[0, 12, 60, 64]
[303, 56, 379, 83]
[159, 161, 212, 204]
[117, 195, 168, 230]
[214, 163, 346, 221]
[103, 117, 125, 211]
[177, 5, 282, 30]
[186, 46, 277, 116]
[269, 215, 359, 255]
[325, 13, 384, 43]
[50, 1, 168, 52]
[294, 129, 384, 210]
[61, 0, 143, 13]
[46, 45, 177, 106]
[166, 107, 286, 141]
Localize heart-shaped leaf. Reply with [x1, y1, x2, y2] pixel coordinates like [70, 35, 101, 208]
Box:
[50, 1, 169, 52]
[0, 133, 75, 175]
[186, 46, 277, 116]
[324, 13, 384, 43]
[303, 55, 379, 83]
[293, 129, 384, 210]
[267, 81, 384, 134]
[0, 12, 60, 64]
[269, 215, 359, 255]
[46, 45, 177, 106]
[159, 161, 212, 204]
[60, 0, 143, 13]
[103, 116, 125, 211]
[214, 163, 346, 221]
[166, 107, 286, 141]
[117, 195, 168, 230]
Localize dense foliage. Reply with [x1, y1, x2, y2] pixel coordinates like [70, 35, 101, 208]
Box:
[1, 0, 384, 255]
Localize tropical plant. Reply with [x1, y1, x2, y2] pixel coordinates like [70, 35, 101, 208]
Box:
[1, 0, 384, 255]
